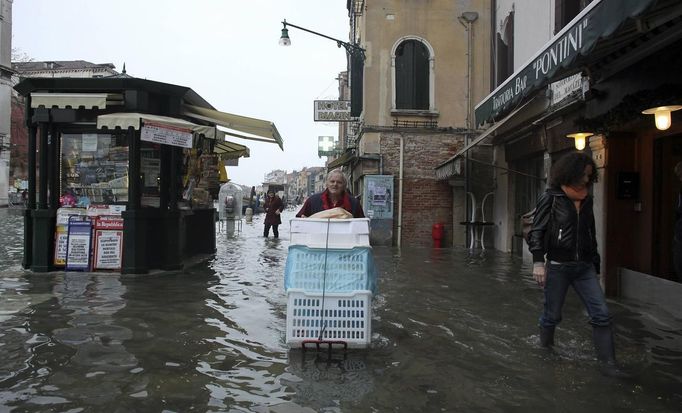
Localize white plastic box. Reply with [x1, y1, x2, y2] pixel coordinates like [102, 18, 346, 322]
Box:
[284, 246, 377, 293]
[286, 289, 372, 349]
[289, 218, 370, 249]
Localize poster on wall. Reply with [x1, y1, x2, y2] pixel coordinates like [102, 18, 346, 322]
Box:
[363, 175, 394, 220]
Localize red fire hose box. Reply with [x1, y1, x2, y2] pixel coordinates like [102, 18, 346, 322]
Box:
[432, 223, 445, 247]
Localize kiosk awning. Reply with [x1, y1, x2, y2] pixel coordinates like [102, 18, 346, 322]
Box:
[31, 92, 111, 109]
[182, 104, 284, 150]
[474, 0, 656, 125]
[96, 112, 217, 139]
[214, 140, 250, 159]
[96, 112, 251, 157]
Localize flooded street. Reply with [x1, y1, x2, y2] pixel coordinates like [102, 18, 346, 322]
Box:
[0, 208, 681, 412]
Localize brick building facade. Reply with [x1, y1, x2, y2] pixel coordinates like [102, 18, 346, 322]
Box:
[380, 133, 462, 246]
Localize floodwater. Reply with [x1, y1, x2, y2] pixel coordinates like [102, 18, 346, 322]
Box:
[0, 207, 681, 412]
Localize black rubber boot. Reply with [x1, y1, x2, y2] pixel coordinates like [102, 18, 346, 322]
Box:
[540, 326, 555, 348]
[592, 325, 632, 378]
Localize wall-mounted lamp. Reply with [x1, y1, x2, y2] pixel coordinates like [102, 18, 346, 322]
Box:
[566, 132, 593, 150]
[278, 19, 365, 58]
[279, 25, 291, 46]
[641, 105, 682, 130]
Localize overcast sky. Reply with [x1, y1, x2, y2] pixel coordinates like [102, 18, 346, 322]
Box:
[12, 0, 349, 187]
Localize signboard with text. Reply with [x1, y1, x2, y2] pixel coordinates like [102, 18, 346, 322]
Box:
[314, 100, 352, 122]
[474, 0, 655, 125]
[141, 121, 193, 148]
[93, 216, 124, 270]
[65, 216, 93, 271]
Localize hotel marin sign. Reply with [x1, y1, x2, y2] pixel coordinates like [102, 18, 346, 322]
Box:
[314, 100, 352, 122]
[474, 0, 655, 126]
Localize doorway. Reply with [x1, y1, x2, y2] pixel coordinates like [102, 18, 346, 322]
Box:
[653, 134, 682, 281]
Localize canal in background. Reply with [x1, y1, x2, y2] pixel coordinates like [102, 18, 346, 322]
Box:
[0, 208, 681, 412]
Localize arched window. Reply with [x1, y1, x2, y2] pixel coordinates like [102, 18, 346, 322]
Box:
[395, 39, 430, 110]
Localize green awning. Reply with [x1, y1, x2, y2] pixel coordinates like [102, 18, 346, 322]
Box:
[327, 150, 356, 169]
[474, 0, 656, 126]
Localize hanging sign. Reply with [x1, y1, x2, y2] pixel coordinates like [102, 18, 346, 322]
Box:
[141, 121, 193, 149]
[314, 100, 352, 122]
[93, 216, 124, 270]
[65, 216, 93, 271]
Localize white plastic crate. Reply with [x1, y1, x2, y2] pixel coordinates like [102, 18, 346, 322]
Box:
[286, 289, 372, 349]
[284, 246, 377, 293]
[289, 218, 370, 248]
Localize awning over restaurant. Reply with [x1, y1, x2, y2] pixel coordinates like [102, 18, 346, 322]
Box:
[30, 92, 111, 109]
[474, 0, 656, 126]
[182, 104, 284, 150]
[436, 98, 537, 180]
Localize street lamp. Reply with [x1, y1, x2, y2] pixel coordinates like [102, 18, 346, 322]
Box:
[642, 105, 682, 130]
[566, 132, 593, 150]
[279, 19, 365, 60]
[279, 19, 365, 118]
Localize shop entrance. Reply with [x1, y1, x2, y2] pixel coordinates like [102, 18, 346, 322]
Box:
[653, 134, 682, 282]
[510, 154, 545, 257]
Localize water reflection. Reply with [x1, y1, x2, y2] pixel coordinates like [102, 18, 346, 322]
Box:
[0, 208, 680, 411]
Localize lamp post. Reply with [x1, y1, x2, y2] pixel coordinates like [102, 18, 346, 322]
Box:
[279, 19, 365, 60]
[279, 19, 365, 118]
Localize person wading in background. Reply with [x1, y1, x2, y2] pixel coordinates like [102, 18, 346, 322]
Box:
[527, 152, 628, 377]
[263, 189, 284, 238]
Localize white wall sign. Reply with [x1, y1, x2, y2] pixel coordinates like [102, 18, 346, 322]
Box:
[314, 100, 352, 122]
[141, 121, 193, 148]
[549, 74, 584, 106]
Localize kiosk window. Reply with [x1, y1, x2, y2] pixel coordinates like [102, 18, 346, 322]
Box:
[60, 133, 129, 206]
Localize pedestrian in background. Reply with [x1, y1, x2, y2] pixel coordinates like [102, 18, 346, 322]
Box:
[527, 152, 627, 377]
[296, 169, 365, 218]
[263, 189, 283, 238]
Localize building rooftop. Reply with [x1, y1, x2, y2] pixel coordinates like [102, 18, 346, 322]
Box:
[12, 60, 118, 74]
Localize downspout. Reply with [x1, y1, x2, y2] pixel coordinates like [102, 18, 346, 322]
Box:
[397, 133, 404, 247]
[459, 11, 478, 247]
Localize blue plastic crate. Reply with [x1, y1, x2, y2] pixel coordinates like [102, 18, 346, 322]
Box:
[284, 245, 377, 293]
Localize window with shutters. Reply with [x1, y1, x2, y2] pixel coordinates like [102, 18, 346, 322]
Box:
[395, 39, 430, 110]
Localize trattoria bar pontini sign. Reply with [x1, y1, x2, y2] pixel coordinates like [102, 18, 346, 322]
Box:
[474, 0, 655, 126]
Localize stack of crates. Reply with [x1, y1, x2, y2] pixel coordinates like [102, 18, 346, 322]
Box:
[285, 218, 375, 349]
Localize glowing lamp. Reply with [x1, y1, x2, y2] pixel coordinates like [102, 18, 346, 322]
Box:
[642, 105, 682, 130]
[566, 132, 593, 150]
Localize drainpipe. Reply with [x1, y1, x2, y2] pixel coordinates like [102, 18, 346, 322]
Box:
[397, 133, 404, 247]
[459, 11, 478, 247]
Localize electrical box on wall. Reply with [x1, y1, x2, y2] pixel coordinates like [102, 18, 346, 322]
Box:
[616, 172, 639, 199]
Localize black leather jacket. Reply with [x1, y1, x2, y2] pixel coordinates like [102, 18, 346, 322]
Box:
[527, 188, 600, 270]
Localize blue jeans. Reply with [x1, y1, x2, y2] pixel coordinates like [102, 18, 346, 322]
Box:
[539, 261, 612, 328]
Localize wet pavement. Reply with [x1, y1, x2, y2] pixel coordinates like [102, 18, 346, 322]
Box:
[0, 207, 681, 412]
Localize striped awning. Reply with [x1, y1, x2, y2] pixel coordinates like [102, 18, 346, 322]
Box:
[96, 112, 217, 139]
[30, 92, 114, 109]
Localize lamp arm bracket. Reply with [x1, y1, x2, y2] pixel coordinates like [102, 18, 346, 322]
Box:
[282, 19, 365, 60]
